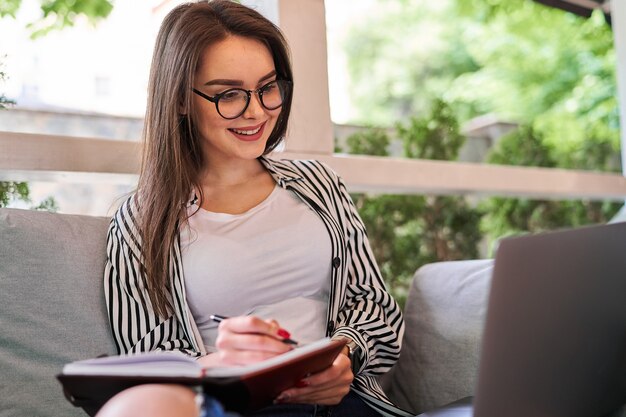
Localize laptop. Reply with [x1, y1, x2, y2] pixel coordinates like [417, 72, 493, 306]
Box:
[418, 222, 626, 417]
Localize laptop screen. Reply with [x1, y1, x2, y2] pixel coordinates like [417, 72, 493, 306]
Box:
[473, 222, 626, 417]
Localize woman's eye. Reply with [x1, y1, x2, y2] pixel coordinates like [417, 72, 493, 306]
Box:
[261, 83, 277, 93]
[220, 90, 243, 101]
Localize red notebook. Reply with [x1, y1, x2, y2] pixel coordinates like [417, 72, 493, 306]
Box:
[57, 338, 346, 416]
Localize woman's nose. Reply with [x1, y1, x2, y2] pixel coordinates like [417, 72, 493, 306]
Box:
[242, 92, 265, 119]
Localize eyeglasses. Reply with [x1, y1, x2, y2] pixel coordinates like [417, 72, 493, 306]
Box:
[192, 79, 292, 120]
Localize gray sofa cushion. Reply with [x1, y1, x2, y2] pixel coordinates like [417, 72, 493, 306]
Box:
[0, 208, 116, 417]
[382, 259, 493, 415]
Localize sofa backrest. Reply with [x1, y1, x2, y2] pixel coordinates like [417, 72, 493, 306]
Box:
[0, 208, 117, 417]
[381, 259, 494, 415]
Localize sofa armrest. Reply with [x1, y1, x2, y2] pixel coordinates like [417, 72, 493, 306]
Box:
[381, 259, 493, 415]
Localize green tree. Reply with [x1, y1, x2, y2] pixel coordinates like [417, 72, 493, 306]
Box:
[344, 0, 617, 150]
[344, 0, 621, 246]
[344, 101, 482, 306]
[399, 99, 465, 160]
[345, 0, 616, 131]
[344, 127, 390, 157]
[457, 0, 622, 243]
[480, 126, 621, 251]
[450, 0, 619, 170]
[344, 0, 479, 126]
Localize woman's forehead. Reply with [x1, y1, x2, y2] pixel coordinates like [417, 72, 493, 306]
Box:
[197, 35, 275, 84]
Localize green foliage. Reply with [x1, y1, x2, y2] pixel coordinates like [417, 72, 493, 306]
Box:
[352, 193, 425, 303]
[345, 127, 390, 157]
[0, 0, 19, 17]
[32, 196, 59, 211]
[450, 0, 617, 151]
[480, 126, 621, 252]
[398, 99, 464, 160]
[344, 0, 621, 254]
[342, 101, 482, 306]
[488, 126, 556, 168]
[0, 181, 29, 207]
[344, 0, 480, 125]
[0, 181, 59, 210]
[344, 0, 617, 147]
[0, 0, 113, 37]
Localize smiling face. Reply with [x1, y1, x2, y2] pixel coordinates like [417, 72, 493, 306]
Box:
[191, 35, 282, 169]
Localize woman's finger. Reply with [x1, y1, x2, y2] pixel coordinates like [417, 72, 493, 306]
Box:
[275, 356, 353, 404]
[208, 315, 294, 367]
[217, 316, 292, 341]
[302, 353, 351, 386]
[215, 332, 292, 354]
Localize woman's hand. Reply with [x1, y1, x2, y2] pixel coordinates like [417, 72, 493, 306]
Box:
[197, 316, 293, 367]
[274, 347, 353, 405]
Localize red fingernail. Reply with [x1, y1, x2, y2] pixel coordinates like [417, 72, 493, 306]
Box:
[277, 328, 291, 339]
[295, 379, 309, 388]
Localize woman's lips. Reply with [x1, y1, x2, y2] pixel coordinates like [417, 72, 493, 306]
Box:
[228, 122, 266, 142]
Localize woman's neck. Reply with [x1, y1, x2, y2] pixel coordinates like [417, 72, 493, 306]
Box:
[196, 157, 276, 214]
[200, 157, 266, 189]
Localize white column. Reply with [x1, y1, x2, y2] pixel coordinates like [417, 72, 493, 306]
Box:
[611, 1, 626, 220]
[613, 1, 626, 176]
[277, 0, 333, 154]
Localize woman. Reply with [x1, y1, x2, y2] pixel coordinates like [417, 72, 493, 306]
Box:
[101, 1, 408, 416]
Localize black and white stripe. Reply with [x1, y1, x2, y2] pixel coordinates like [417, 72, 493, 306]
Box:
[104, 157, 412, 417]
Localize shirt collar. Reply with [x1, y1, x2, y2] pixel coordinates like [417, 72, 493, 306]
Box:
[259, 155, 303, 188]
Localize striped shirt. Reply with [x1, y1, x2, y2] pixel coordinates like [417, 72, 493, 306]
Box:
[104, 157, 411, 417]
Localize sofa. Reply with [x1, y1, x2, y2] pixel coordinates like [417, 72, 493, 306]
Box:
[0, 207, 493, 417]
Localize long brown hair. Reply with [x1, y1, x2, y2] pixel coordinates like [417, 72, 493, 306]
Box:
[138, 0, 293, 317]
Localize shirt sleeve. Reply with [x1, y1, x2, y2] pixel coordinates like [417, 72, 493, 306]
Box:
[103, 202, 199, 356]
[323, 163, 405, 377]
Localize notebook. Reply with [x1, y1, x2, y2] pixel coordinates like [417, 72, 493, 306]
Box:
[419, 222, 626, 417]
[58, 338, 346, 416]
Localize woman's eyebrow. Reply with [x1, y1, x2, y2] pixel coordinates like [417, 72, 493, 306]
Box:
[203, 70, 277, 87]
[257, 70, 277, 84]
[204, 78, 243, 87]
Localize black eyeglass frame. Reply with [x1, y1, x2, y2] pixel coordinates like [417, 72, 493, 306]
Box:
[192, 79, 292, 120]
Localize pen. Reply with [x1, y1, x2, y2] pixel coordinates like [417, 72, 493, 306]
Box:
[210, 314, 299, 345]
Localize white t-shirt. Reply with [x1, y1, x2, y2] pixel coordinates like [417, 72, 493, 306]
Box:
[180, 185, 332, 350]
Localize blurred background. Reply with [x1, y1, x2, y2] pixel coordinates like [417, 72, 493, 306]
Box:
[0, 0, 620, 304]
